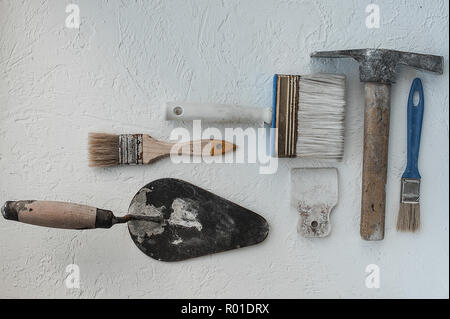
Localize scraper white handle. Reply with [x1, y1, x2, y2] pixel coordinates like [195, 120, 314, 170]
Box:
[166, 102, 272, 124]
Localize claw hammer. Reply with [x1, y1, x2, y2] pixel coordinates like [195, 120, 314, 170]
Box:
[311, 49, 443, 240]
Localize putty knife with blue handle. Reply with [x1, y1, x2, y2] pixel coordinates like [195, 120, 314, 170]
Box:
[397, 78, 424, 232]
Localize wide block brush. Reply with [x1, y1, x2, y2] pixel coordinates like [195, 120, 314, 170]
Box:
[165, 73, 346, 160]
[88, 133, 236, 167]
[397, 78, 424, 232]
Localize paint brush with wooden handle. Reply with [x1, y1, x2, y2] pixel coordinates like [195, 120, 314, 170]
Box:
[88, 133, 236, 167]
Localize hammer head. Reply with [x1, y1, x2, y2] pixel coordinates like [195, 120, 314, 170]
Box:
[311, 49, 443, 84]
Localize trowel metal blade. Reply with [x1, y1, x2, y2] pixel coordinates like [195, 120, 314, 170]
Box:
[127, 178, 269, 262]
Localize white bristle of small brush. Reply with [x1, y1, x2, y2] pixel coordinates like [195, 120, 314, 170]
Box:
[297, 74, 346, 160]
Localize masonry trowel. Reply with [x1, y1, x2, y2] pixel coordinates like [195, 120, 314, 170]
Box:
[2, 178, 269, 261]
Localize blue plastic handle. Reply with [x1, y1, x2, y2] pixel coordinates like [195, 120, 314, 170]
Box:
[402, 78, 424, 179]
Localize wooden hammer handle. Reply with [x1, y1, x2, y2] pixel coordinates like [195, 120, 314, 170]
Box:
[360, 83, 391, 241]
[2, 200, 115, 229]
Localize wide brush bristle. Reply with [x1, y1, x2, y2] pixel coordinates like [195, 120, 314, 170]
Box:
[297, 74, 346, 160]
[88, 133, 119, 167]
[397, 203, 420, 232]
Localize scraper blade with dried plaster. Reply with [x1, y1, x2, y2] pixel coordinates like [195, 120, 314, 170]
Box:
[291, 168, 338, 238]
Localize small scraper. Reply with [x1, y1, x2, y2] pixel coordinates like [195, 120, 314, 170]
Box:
[291, 168, 338, 237]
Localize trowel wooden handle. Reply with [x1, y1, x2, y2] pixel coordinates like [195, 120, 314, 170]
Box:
[360, 83, 391, 241]
[2, 200, 115, 229]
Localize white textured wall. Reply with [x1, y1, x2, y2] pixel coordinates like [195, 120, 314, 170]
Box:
[0, 0, 448, 298]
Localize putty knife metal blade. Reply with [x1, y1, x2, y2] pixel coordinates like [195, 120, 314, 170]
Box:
[291, 168, 338, 238]
[127, 178, 269, 261]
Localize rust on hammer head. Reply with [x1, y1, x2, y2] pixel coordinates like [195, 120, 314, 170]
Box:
[311, 48, 443, 84]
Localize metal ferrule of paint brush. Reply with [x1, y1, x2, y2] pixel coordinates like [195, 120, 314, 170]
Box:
[118, 134, 144, 165]
[400, 178, 421, 204]
[88, 133, 236, 167]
